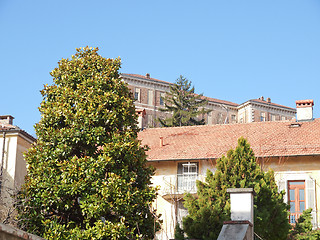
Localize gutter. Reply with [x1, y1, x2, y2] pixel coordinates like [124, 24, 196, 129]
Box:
[147, 154, 320, 162]
[0, 131, 6, 193]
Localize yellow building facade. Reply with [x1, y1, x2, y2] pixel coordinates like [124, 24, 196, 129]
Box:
[0, 115, 35, 219]
[139, 110, 320, 239]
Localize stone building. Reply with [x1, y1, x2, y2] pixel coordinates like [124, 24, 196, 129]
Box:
[138, 100, 318, 239]
[121, 73, 296, 129]
[0, 115, 35, 219]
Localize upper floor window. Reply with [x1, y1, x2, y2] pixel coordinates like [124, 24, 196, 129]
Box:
[177, 162, 199, 193]
[217, 112, 223, 124]
[207, 111, 213, 125]
[148, 90, 154, 105]
[281, 116, 286, 121]
[160, 92, 165, 106]
[271, 114, 276, 121]
[260, 112, 266, 122]
[134, 88, 140, 102]
[231, 114, 236, 123]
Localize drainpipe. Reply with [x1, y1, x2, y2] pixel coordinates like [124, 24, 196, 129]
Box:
[0, 131, 6, 193]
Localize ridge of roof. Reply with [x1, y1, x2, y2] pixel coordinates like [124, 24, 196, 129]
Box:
[204, 96, 239, 107]
[121, 73, 172, 85]
[243, 99, 296, 111]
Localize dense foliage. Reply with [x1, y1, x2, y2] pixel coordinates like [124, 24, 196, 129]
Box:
[174, 223, 185, 240]
[183, 137, 291, 240]
[17, 47, 159, 239]
[289, 209, 320, 240]
[158, 75, 210, 127]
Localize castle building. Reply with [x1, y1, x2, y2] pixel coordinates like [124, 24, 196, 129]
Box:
[121, 73, 296, 129]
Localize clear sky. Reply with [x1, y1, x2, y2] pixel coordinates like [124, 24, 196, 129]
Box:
[1, 0, 320, 136]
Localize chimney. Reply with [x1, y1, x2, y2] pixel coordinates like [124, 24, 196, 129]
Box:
[0, 115, 14, 125]
[259, 96, 264, 101]
[159, 137, 164, 147]
[217, 188, 254, 240]
[267, 97, 271, 103]
[296, 99, 314, 122]
[146, 73, 150, 78]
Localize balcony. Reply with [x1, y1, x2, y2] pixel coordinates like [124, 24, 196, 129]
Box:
[161, 174, 204, 200]
[290, 212, 302, 224]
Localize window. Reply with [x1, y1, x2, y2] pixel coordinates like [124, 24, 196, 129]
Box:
[231, 114, 236, 123]
[147, 115, 153, 127]
[148, 90, 154, 105]
[160, 92, 165, 106]
[207, 112, 212, 125]
[288, 181, 305, 224]
[260, 112, 266, 122]
[134, 88, 140, 101]
[278, 174, 316, 226]
[177, 162, 198, 193]
[217, 113, 223, 124]
[281, 116, 286, 121]
[271, 114, 276, 121]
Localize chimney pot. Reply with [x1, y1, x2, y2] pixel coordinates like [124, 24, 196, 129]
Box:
[159, 137, 164, 147]
[267, 97, 271, 103]
[146, 73, 150, 78]
[296, 99, 314, 121]
[0, 115, 14, 125]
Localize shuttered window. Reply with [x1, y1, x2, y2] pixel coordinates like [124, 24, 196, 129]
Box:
[278, 176, 317, 227]
[288, 181, 305, 224]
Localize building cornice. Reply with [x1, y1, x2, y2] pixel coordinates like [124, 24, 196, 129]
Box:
[0, 129, 36, 144]
[238, 100, 296, 114]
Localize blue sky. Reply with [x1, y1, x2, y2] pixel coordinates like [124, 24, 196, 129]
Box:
[1, 1, 320, 136]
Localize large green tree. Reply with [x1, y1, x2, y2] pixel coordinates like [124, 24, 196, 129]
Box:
[183, 137, 291, 240]
[158, 75, 210, 127]
[17, 47, 159, 239]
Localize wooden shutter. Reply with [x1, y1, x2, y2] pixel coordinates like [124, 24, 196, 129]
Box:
[306, 178, 317, 228]
[278, 178, 287, 202]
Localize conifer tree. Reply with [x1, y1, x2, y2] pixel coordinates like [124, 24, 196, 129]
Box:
[17, 47, 159, 239]
[183, 137, 290, 240]
[158, 75, 210, 127]
[174, 223, 185, 240]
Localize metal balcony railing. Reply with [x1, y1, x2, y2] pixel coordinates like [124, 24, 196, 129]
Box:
[289, 212, 303, 224]
[161, 174, 203, 196]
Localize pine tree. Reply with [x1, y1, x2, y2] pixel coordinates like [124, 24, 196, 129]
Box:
[183, 137, 291, 240]
[17, 47, 159, 239]
[158, 75, 211, 127]
[174, 223, 185, 240]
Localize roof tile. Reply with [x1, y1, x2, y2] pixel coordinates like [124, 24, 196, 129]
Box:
[138, 119, 320, 160]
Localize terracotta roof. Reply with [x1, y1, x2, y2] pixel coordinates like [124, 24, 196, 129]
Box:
[138, 119, 320, 161]
[203, 96, 239, 107]
[0, 123, 17, 131]
[0, 124, 36, 142]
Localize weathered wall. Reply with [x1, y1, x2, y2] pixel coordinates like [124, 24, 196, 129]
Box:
[0, 223, 44, 240]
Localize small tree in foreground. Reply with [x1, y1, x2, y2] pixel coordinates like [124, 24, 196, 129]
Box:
[158, 75, 210, 127]
[183, 137, 291, 240]
[17, 47, 159, 239]
[289, 208, 320, 240]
